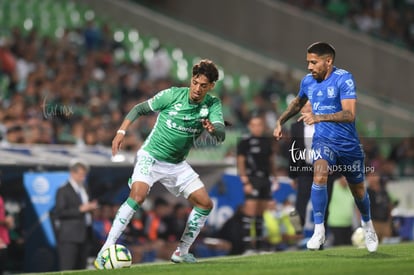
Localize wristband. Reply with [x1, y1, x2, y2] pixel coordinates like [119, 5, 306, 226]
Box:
[117, 129, 126, 135]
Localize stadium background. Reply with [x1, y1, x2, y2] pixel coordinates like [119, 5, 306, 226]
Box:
[0, 0, 413, 273]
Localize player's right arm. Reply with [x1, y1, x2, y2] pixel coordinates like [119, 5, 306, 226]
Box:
[112, 101, 153, 156]
[112, 89, 173, 156]
[236, 139, 253, 194]
[273, 96, 307, 140]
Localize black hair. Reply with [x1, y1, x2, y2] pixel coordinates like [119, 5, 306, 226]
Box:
[249, 110, 266, 120]
[192, 59, 219, 83]
[307, 42, 336, 61]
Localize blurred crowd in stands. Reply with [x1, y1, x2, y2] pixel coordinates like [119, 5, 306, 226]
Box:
[280, 0, 414, 51]
[1, 21, 413, 177]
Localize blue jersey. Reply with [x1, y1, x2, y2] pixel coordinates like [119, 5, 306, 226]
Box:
[298, 67, 360, 150]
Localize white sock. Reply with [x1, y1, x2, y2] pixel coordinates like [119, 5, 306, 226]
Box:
[314, 223, 325, 235]
[98, 198, 138, 255]
[362, 220, 374, 231]
[178, 207, 211, 255]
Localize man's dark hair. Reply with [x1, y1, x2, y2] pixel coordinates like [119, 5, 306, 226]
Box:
[307, 42, 336, 61]
[192, 59, 219, 83]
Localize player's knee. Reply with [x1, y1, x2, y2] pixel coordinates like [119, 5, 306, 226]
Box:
[130, 182, 149, 204]
[191, 194, 213, 210]
[198, 197, 213, 210]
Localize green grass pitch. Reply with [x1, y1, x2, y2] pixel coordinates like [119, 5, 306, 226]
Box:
[33, 242, 414, 275]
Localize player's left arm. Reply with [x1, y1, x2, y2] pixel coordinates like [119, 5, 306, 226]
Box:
[309, 99, 356, 123]
[269, 140, 278, 178]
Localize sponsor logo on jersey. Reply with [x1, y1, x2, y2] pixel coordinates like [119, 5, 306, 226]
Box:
[316, 90, 323, 96]
[316, 105, 337, 112]
[313, 102, 336, 112]
[345, 79, 354, 88]
[313, 102, 320, 111]
[166, 119, 201, 134]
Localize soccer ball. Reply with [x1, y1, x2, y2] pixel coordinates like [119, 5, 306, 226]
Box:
[351, 227, 366, 248]
[101, 244, 132, 269]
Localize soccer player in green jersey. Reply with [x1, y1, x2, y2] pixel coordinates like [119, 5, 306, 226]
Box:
[94, 59, 225, 268]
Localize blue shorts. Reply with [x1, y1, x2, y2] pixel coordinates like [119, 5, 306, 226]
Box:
[312, 141, 365, 184]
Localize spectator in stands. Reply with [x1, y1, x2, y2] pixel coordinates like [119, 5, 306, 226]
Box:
[215, 205, 249, 255]
[260, 70, 285, 101]
[146, 45, 172, 81]
[163, 202, 190, 242]
[0, 189, 15, 275]
[92, 203, 114, 249]
[366, 171, 394, 243]
[327, 176, 355, 246]
[262, 199, 299, 251]
[281, 0, 414, 51]
[0, 37, 17, 92]
[388, 137, 414, 177]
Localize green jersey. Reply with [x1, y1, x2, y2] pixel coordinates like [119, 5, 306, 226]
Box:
[142, 87, 224, 163]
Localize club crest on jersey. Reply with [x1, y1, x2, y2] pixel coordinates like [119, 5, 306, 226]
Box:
[327, 87, 335, 98]
[200, 105, 209, 117]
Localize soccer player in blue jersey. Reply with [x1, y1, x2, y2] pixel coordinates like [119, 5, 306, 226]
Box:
[273, 42, 378, 252]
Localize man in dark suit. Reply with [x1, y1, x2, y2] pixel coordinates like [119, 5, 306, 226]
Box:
[289, 102, 337, 229]
[53, 159, 98, 270]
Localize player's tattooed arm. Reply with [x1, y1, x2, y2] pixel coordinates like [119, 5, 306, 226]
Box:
[274, 96, 307, 140]
[278, 96, 308, 125]
[316, 110, 354, 123]
[315, 99, 356, 123]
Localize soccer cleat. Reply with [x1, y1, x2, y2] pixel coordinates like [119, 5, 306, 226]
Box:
[94, 252, 105, 270]
[362, 220, 379, 252]
[364, 228, 379, 253]
[306, 231, 325, 250]
[171, 249, 197, 263]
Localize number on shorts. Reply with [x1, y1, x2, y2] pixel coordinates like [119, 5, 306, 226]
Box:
[138, 155, 155, 176]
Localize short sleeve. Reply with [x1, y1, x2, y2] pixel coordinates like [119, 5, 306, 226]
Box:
[339, 73, 357, 100]
[237, 138, 248, 156]
[207, 97, 225, 125]
[148, 88, 174, 111]
[298, 76, 310, 99]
